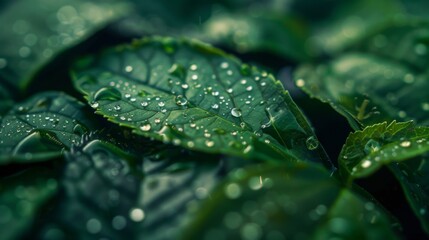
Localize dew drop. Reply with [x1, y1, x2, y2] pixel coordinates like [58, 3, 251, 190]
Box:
[141, 102, 148, 107]
[125, 65, 133, 72]
[129, 208, 145, 222]
[175, 95, 188, 106]
[400, 141, 411, 148]
[93, 87, 122, 102]
[190, 64, 198, 71]
[305, 136, 319, 150]
[231, 108, 242, 117]
[211, 104, 219, 109]
[297, 79, 306, 87]
[361, 160, 372, 168]
[140, 124, 151, 132]
[158, 102, 165, 107]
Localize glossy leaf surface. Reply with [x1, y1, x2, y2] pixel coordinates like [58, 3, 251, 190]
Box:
[72, 37, 330, 166]
[0, 92, 94, 164]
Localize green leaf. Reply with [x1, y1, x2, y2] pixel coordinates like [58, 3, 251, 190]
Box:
[0, 167, 58, 240]
[202, 14, 309, 62]
[0, 83, 13, 115]
[294, 53, 429, 129]
[0, 0, 129, 92]
[33, 133, 225, 239]
[339, 121, 429, 233]
[0, 91, 94, 164]
[182, 162, 400, 240]
[72, 37, 330, 166]
[306, 0, 404, 56]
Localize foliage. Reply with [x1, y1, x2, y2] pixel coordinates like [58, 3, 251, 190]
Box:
[0, 0, 428, 239]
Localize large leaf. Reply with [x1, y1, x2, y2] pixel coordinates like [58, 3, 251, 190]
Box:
[0, 167, 58, 240]
[31, 133, 225, 239]
[183, 162, 400, 239]
[0, 0, 129, 92]
[0, 92, 94, 164]
[0, 83, 13, 115]
[294, 53, 429, 129]
[72, 37, 331, 167]
[339, 121, 429, 233]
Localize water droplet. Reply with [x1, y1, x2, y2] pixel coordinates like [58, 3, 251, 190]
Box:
[231, 108, 242, 118]
[400, 141, 411, 148]
[246, 86, 253, 91]
[364, 139, 381, 154]
[205, 140, 215, 147]
[211, 104, 219, 109]
[227, 88, 233, 93]
[305, 136, 319, 150]
[191, 74, 198, 80]
[140, 124, 151, 132]
[296, 79, 305, 87]
[175, 95, 188, 106]
[125, 65, 133, 72]
[113, 105, 121, 111]
[221, 62, 229, 69]
[141, 102, 148, 107]
[190, 64, 198, 70]
[361, 160, 372, 168]
[181, 83, 189, 89]
[168, 63, 186, 79]
[93, 87, 122, 102]
[90, 102, 99, 108]
[158, 102, 165, 107]
[130, 208, 145, 222]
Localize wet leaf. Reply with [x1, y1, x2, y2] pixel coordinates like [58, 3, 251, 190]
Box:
[0, 167, 58, 240]
[339, 121, 429, 232]
[0, 0, 129, 92]
[202, 14, 309, 62]
[0, 92, 94, 164]
[183, 162, 400, 240]
[72, 37, 331, 167]
[0, 83, 13, 115]
[32, 133, 225, 239]
[294, 53, 429, 129]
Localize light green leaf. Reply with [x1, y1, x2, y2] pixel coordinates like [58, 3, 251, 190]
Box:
[33, 133, 224, 239]
[0, 0, 129, 92]
[0, 167, 58, 240]
[294, 53, 429, 129]
[0, 91, 94, 164]
[182, 162, 400, 240]
[339, 121, 429, 233]
[72, 37, 330, 166]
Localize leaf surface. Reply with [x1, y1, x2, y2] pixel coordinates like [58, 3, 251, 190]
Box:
[0, 92, 94, 164]
[339, 121, 429, 232]
[183, 162, 400, 240]
[0, 167, 58, 240]
[72, 37, 330, 166]
[0, 0, 129, 91]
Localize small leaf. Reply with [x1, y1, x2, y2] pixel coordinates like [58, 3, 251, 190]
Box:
[339, 121, 429, 233]
[0, 167, 58, 240]
[32, 133, 225, 239]
[0, 92, 94, 164]
[0, 0, 129, 91]
[72, 37, 330, 166]
[182, 162, 400, 240]
[294, 53, 429, 129]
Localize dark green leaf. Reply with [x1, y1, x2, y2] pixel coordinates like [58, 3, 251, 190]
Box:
[0, 83, 13, 115]
[201, 14, 309, 62]
[0, 0, 129, 92]
[339, 121, 429, 233]
[33, 133, 225, 239]
[183, 162, 400, 240]
[0, 167, 58, 240]
[294, 53, 429, 129]
[72, 37, 331, 166]
[0, 92, 94, 164]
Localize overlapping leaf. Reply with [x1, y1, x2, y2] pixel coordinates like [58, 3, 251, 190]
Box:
[339, 121, 429, 232]
[0, 92, 94, 163]
[30, 133, 225, 239]
[72, 37, 330, 166]
[0, 168, 58, 240]
[183, 162, 400, 240]
[0, 0, 129, 92]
